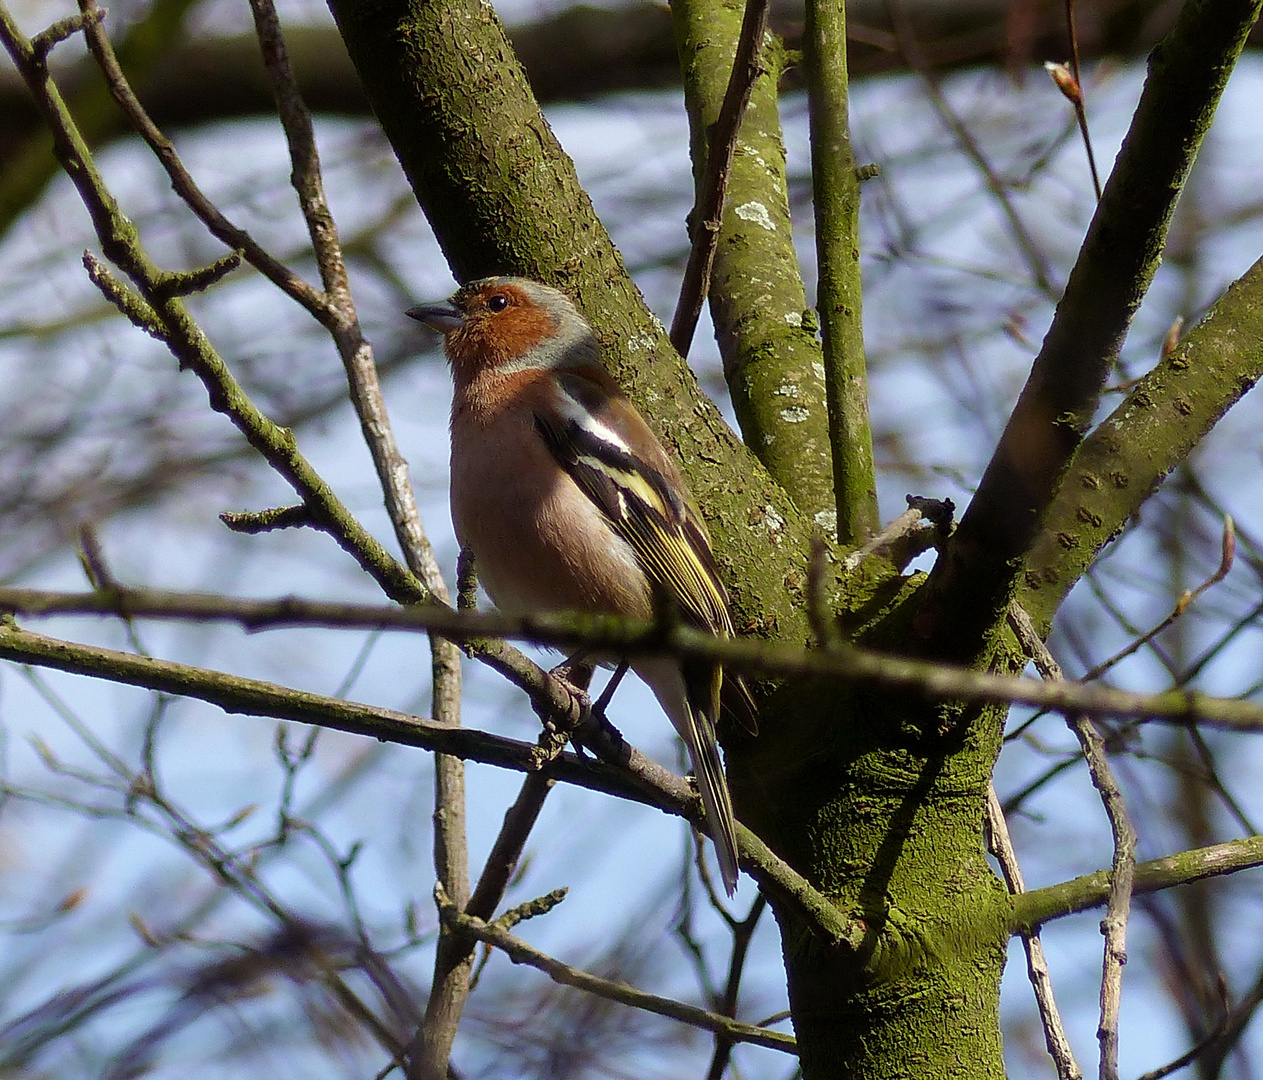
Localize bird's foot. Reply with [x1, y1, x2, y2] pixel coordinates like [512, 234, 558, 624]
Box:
[528, 660, 594, 768]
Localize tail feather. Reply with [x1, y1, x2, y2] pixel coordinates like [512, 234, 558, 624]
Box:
[682, 701, 740, 896]
[635, 658, 742, 895]
[721, 672, 759, 737]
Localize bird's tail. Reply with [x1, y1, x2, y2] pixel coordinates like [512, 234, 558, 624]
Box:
[635, 658, 741, 895]
[682, 700, 741, 896]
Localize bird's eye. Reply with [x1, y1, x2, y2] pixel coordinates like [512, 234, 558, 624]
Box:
[486, 294, 509, 313]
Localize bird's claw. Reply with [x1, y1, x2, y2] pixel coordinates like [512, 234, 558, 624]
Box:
[527, 662, 594, 769]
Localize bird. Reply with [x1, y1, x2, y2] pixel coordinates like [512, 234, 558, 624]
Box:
[407, 276, 756, 895]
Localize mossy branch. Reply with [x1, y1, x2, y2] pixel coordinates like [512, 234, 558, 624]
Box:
[1011, 834, 1263, 934]
[805, 0, 879, 545]
[671, 0, 838, 531]
[1019, 253, 1263, 631]
[917, 0, 1263, 662]
[7, 586, 1263, 733]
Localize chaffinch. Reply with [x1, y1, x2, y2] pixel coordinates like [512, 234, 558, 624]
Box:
[407, 276, 756, 895]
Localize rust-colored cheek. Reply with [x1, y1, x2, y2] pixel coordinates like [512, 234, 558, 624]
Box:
[446, 304, 558, 382]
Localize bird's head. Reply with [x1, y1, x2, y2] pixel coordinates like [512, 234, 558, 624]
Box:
[407, 277, 600, 385]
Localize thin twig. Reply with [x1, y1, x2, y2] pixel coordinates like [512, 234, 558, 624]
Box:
[85, 713, 409, 1060]
[986, 783, 1082, 1080]
[1082, 516, 1235, 683]
[2, 17, 430, 607]
[468, 774, 553, 921]
[669, 0, 770, 358]
[434, 884, 795, 1054]
[243, 0, 446, 601]
[1063, 0, 1102, 200]
[705, 893, 769, 1080]
[1009, 604, 1137, 1080]
[75, 0, 328, 319]
[467, 775, 553, 995]
[414, 633, 469, 1080]
[840, 496, 954, 573]
[81, 0, 447, 603]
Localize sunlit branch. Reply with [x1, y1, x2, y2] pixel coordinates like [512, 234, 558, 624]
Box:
[1009, 604, 1136, 1080]
[807, 0, 879, 544]
[917, 0, 1263, 663]
[986, 785, 1081, 1080]
[669, 0, 770, 358]
[7, 586, 1263, 732]
[1011, 834, 1263, 934]
[1021, 253, 1263, 630]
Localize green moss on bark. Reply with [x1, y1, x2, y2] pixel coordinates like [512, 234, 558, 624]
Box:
[671, 3, 838, 532]
[1019, 254, 1263, 631]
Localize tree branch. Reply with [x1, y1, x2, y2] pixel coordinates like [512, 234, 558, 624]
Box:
[240, 0, 449, 605]
[669, 0, 770, 358]
[1009, 604, 1137, 1080]
[1011, 834, 1263, 934]
[0, 619, 861, 950]
[671, 0, 837, 532]
[808, 0, 880, 544]
[916, 0, 1263, 662]
[7, 586, 1263, 732]
[1019, 254, 1263, 632]
[986, 785, 1081, 1080]
[434, 884, 796, 1054]
[0, 6, 433, 610]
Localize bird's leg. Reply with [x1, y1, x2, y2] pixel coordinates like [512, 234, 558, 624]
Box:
[529, 656, 595, 767]
[592, 660, 629, 718]
[569, 662, 631, 767]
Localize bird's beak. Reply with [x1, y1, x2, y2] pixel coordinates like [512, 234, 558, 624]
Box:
[405, 301, 464, 333]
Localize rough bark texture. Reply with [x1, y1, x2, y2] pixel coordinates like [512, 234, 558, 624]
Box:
[671, 0, 838, 535]
[1018, 254, 1263, 632]
[740, 653, 1011, 1078]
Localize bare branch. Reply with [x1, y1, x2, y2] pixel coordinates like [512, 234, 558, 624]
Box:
[987, 785, 1082, 1080]
[917, 0, 1263, 663]
[414, 633, 469, 1080]
[0, 620, 861, 950]
[1081, 516, 1235, 681]
[0, 7, 431, 607]
[1010, 603, 1136, 1080]
[669, 0, 770, 358]
[75, 0, 331, 320]
[705, 893, 768, 1080]
[1020, 254, 1263, 631]
[8, 585, 1263, 732]
[244, 0, 447, 601]
[434, 884, 796, 1054]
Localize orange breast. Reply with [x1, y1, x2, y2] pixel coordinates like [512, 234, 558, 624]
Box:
[449, 397, 651, 621]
